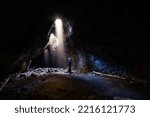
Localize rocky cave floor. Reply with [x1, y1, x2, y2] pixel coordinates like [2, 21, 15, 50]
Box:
[0, 68, 150, 100]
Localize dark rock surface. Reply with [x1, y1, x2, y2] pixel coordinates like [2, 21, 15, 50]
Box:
[1, 72, 150, 100]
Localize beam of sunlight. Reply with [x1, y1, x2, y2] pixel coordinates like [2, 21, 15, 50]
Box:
[44, 18, 66, 68]
[54, 18, 66, 67]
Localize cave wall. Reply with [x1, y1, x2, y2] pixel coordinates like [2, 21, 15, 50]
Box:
[0, 1, 150, 80]
[0, 1, 50, 77]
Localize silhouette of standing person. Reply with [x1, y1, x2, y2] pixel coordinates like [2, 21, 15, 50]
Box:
[67, 58, 72, 74]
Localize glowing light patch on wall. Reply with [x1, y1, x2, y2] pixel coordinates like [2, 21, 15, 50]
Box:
[48, 33, 58, 49]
